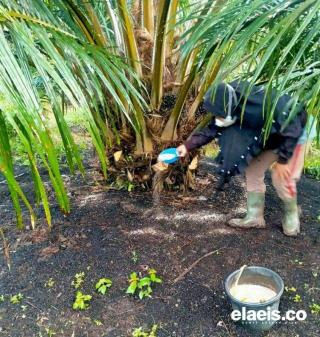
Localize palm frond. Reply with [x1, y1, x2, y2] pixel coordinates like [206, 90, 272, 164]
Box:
[0, 0, 147, 227]
[179, 0, 320, 137]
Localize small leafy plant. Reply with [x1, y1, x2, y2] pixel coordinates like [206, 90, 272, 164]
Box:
[132, 324, 158, 337]
[93, 319, 103, 326]
[292, 259, 303, 265]
[285, 286, 297, 293]
[127, 272, 140, 296]
[285, 286, 303, 303]
[148, 269, 162, 284]
[127, 269, 162, 300]
[45, 278, 55, 288]
[95, 278, 112, 295]
[115, 177, 135, 192]
[72, 291, 92, 310]
[10, 293, 23, 304]
[0, 295, 5, 303]
[20, 305, 27, 311]
[310, 303, 320, 315]
[131, 250, 139, 264]
[71, 272, 85, 289]
[293, 294, 302, 303]
[45, 327, 56, 337]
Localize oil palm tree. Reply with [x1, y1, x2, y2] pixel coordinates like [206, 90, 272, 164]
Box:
[0, 0, 319, 228]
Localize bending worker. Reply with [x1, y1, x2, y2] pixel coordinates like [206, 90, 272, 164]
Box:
[177, 81, 314, 236]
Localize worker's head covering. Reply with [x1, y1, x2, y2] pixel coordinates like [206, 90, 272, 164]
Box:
[203, 80, 271, 129]
[203, 83, 238, 119]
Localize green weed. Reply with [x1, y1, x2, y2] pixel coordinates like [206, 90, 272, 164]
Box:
[304, 144, 320, 180]
[293, 294, 302, 303]
[114, 176, 135, 192]
[95, 278, 112, 295]
[45, 278, 55, 288]
[131, 251, 139, 264]
[72, 291, 92, 310]
[45, 327, 56, 337]
[310, 303, 320, 315]
[132, 324, 158, 337]
[285, 286, 297, 293]
[285, 286, 303, 303]
[10, 293, 23, 304]
[127, 269, 162, 300]
[71, 272, 85, 289]
[292, 259, 303, 265]
[93, 319, 103, 326]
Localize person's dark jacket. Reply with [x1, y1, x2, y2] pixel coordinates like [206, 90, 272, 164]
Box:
[184, 81, 307, 181]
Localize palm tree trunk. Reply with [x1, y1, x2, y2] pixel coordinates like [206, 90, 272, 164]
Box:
[83, 1, 108, 47]
[160, 66, 197, 141]
[186, 60, 220, 121]
[166, 0, 179, 58]
[177, 47, 199, 85]
[161, 0, 229, 139]
[150, 0, 172, 110]
[142, 0, 154, 36]
[132, 97, 153, 154]
[117, 0, 143, 77]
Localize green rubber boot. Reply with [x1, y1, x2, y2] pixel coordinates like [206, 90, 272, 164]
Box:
[229, 192, 266, 228]
[282, 198, 300, 236]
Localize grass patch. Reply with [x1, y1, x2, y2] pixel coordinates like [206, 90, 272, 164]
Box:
[304, 144, 320, 180]
[203, 142, 219, 159]
[1, 92, 91, 166]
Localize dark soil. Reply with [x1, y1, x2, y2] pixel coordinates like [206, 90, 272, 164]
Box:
[0, 157, 319, 337]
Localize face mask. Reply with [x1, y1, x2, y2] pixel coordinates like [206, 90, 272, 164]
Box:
[215, 116, 237, 127]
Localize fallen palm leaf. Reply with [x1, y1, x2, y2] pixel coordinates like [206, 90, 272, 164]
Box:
[114, 150, 123, 162]
[188, 156, 198, 170]
[127, 170, 134, 182]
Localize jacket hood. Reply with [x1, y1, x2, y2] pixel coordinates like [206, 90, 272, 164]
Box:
[203, 83, 235, 119]
[203, 80, 299, 130]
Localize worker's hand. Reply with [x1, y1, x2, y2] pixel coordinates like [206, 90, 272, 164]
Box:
[177, 144, 188, 157]
[273, 162, 291, 181]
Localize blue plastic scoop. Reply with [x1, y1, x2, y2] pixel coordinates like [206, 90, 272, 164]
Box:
[158, 147, 179, 164]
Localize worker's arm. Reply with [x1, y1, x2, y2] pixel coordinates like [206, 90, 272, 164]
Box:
[183, 118, 218, 152]
[276, 110, 307, 164]
[272, 110, 307, 180]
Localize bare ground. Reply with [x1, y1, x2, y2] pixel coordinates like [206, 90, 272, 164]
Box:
[0, 157, 319, 337]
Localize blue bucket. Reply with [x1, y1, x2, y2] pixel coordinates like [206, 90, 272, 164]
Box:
[158, 147, 179, 164]
[225, 266, 284, 331]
